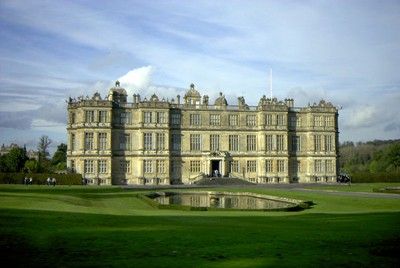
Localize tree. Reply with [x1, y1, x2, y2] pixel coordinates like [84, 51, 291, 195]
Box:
[24, 159, 40, 173]
[52, 143, 67, 170]
[38, 135, 52, 163]
[2, 147, 28, 172]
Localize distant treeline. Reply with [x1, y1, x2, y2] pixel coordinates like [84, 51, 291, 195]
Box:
[339, 139, 400, 182]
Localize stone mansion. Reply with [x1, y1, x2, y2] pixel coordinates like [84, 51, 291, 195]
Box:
[67, 82, 339, 185]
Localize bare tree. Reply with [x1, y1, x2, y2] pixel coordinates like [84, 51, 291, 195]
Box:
[38, 135, 52, 163]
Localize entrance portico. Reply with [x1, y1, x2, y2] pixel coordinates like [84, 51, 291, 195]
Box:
[202, 151, 230, 177]
[211, 159, 221, 176]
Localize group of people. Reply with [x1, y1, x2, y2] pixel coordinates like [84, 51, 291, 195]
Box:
[23, 177, 33, 185]
[337, 174, 351, 184]
[46, 177, 57, 186]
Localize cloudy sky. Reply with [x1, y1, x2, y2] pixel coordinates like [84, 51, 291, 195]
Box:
[0, 0, 399, 152]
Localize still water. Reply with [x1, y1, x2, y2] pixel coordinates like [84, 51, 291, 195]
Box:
[152, 192, 295, 210]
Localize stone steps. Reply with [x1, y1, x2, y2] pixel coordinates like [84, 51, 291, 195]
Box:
[194, 177, 255, 186]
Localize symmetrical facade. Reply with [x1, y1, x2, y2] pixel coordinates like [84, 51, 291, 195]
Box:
[67, 82, 339, 185]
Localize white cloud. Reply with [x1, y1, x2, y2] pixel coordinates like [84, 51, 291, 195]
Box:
[345, 106, 378, 129]
[117, 66, 154, 96]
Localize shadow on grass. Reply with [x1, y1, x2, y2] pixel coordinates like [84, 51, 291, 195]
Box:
[0, 208, 399, 268]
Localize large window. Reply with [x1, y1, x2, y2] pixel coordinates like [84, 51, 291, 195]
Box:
[229, 135, 239, 151]
[99, 111, 108, 123]
[277, 160, 285, 172]
[144, 133, 153, 150]
[99, 133, 107, 150]
[190, 114, 201, 125]
[210, 134, 220, 151]
[157, 160, 166, 173]
[314, 160, 323, 173]
[156, 133, 165, 150]
[291, 135, 301, 152]
[190, 160, 201, 172]
[291, 160, 301, 173]
[120, 112, 131, 124]
[157, 112, 166, 124]
[265, 114, 273, 126]
[246, 115, 256, 126]
[325, 116, 334, 127]
[171, 134, 181, 151]
[144, 160, 153, 173]
[326, 160, 333, 173]
[230, 160, 239, 173]
[276, 135, 285, 151]
[70, 133, 76, 151]
[314, 116, 322, 127]
[314, 135, 322, 152]
[277, 114, 285, 126]
[246, 160, 257, 172]
[289, 116, 296, 128]
[85, 110, 95, 123]
[98, 160, 107, 173]
[209, 114, 221, 126]
[144, 112, 152, 123]
[296, 117, 302, 127]
[84, 160, 94, 173]
[190, 134, 201, 151]
[120, 134, 130, 150]
[266, 160, 273, 172]
[325, 135, 333, 152]
[84, 133, 94, 150]
[229, 114, 238, 126]
[266, 135, 273, 151]
[70, 112, 76, 124]
[171, 113, 181, 125]
[121, 160, 131, 173]
[247, 135, 256, 151]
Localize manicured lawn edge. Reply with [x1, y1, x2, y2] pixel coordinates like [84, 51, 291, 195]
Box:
[140, 191, 314, 212]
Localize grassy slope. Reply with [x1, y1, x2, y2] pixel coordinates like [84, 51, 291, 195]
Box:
[305, 182, 400, 192]
[0, 184, 399, 267]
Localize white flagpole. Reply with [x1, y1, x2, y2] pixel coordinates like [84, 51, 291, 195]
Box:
[269, 68, 273, 98]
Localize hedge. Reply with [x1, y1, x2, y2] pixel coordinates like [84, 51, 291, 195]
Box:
[349, 172, 400, 183]
[0, 173, 83, 185]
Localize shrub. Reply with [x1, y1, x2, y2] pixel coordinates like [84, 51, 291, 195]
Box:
[0, 173, 82, 185]
[349, 171, 400, 183]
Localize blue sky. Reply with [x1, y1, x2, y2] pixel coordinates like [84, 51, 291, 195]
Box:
[0, 0, 399, 153]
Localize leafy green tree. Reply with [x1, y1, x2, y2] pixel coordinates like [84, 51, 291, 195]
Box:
[2, 147, 28, 172]
[52, 143, 67, 171]
[24, 159, 40, 173]
[52, 143, 67, 165]
[386, 143, 400, 171]
[0, 155, 8, 172]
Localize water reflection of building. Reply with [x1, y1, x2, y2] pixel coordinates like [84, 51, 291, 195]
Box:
[156, 193, 292, 210]
[67, 82, 339, 185]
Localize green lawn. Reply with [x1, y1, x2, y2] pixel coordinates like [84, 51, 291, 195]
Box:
[0, 184, 399, 267]
[305, 182, 400, 193]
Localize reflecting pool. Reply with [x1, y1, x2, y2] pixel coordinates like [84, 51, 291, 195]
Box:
[150, 192, 298, 210]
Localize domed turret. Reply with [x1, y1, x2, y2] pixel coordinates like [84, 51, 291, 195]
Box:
[108, 81, 127, 103]
[214, 92, 228, 106]
[184, 83, 201, 98]
[184, 83, 201, 106]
